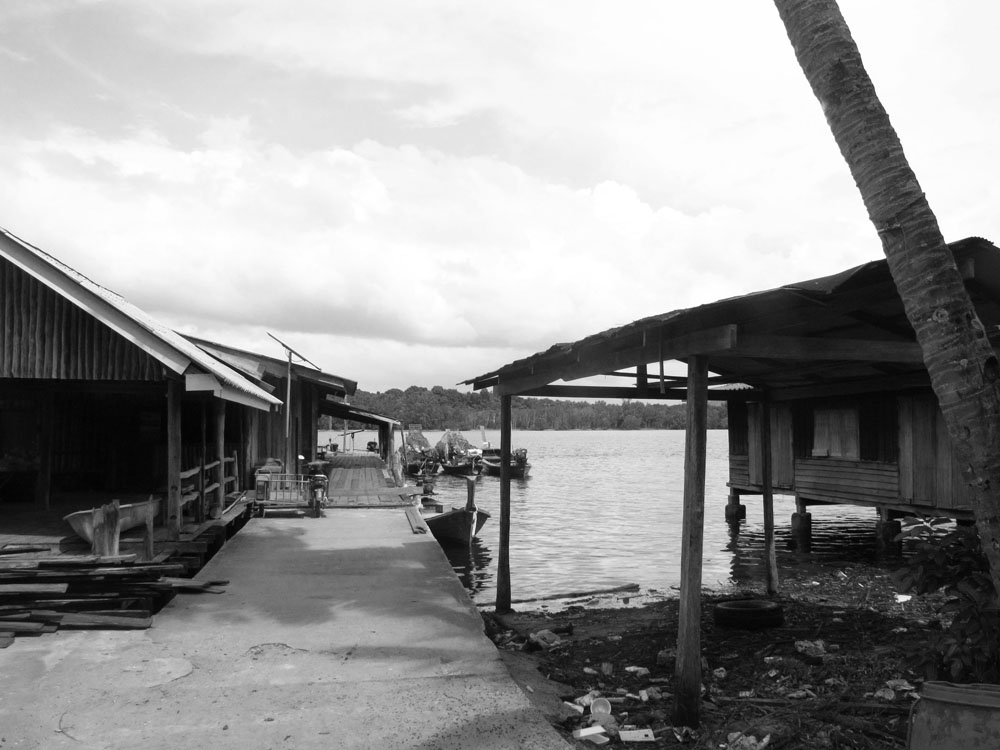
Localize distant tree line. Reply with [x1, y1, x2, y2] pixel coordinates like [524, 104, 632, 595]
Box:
[319, 385, 728, 431]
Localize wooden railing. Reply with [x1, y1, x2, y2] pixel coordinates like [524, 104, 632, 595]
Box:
[178, 452, 240, 522]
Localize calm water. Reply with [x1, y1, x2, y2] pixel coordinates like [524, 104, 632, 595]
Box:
[321, 428, 898, 605]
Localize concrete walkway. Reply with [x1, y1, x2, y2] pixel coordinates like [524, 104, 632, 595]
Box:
[0, 509, 572, 750]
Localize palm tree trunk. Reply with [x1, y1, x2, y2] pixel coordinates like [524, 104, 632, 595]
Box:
[774, 0, 1000, 587]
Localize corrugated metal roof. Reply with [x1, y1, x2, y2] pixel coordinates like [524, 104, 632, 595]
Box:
[0, 227, 281, 410]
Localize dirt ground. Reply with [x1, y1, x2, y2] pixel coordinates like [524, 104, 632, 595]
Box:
[482, 566, 944, 749]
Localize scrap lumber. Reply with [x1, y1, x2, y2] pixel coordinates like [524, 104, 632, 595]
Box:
[0, 552, 222, 639]
[0, 544, 52, 556]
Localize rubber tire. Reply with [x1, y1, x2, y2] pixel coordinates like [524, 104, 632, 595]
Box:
[713, 599, 784, 630]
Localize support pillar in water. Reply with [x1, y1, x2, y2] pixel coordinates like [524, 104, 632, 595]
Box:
[791, 497, 811, 552]
[725, 490, 746, 523]
[876, 507, 903, 556]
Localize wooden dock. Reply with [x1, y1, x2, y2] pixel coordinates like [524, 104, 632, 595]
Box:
[323, 453, 421, 508]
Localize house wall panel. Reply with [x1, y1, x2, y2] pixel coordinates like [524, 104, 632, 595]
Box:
[0, 257, 162, 381]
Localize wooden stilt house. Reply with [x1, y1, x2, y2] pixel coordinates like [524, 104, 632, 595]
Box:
[463, 235, 1000, 724]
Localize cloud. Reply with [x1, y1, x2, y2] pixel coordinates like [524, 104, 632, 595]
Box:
[1, 0, 999, 393]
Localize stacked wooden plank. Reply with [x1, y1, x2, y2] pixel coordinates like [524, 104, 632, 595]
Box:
[0, 548, 227, 647]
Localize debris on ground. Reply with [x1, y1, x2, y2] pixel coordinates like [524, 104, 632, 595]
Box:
[483, 568, 944, 748]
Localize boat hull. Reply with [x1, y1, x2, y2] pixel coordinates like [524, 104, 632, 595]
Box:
[480, 458, 531, 479]
[439, 459, 480, 476]
[424, 507, 490, 545]
[63, 498, 161, 545]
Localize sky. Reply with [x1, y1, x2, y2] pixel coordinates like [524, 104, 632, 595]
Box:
[1, 2, 997, 394]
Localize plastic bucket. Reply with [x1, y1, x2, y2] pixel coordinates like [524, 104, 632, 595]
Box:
[908, 681, 1000, 749]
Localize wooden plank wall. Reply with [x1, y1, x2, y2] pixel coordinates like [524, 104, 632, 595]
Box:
[771, 404, 794, 488]
[898, 394, 970, 511]
[794, 457, 898, 505]
[0, 257, 162, 381]
[746, 403, 794, 490]
[729, 455, 750, 488]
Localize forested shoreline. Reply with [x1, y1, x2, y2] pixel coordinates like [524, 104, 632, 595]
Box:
[322, 385, 728, 431]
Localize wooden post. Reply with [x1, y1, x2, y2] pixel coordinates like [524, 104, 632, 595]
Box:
[495, 393, 512, 614]
[308, 385, 319, 462]
[214, 398, 226, 518]
[198, 401, 207, 523]
[143, 499, 155, 561]
[673, 355, 708, 728]
[761, 398, 780, 596]
[35, 390, 54, 511]
[92, 499, 120, 557]
[166, 379, 182, 541]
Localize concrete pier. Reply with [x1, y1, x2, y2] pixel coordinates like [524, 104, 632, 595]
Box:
[0, 508, 572, 749]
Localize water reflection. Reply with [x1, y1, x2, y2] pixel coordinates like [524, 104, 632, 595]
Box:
[442, 537, 493, 595]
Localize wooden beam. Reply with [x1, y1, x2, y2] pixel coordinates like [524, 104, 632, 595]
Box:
[770, 371, 930, 401]
[166, 379, 182, 541]
[731, 334, 922, 363]
[214, 399, 226, 519]
[673, 355, 708, 728]
[523, 384, 753, 401]
[34, 390, 54, 511]
[495, 394, 512, 614]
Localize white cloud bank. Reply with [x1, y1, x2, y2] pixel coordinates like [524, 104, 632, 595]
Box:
[0, 1, 997, 391]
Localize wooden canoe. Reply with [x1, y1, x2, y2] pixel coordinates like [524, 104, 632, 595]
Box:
[423, 475, 488, 545]
[425, 506, 490, 546]
[63, 498, 160, 544]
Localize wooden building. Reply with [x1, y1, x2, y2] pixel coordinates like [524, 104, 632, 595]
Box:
[0, 228, 360, 540]
[463, 235, 1000, 727]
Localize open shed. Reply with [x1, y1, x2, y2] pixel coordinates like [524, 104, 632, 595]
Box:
[0, 228, 361, 545]
[462, 235, 1000, 723]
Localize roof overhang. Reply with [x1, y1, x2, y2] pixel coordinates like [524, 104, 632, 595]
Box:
[320, 397, 399, 429]
[184, 373, 280, 410]
[186, 336, 358, 400]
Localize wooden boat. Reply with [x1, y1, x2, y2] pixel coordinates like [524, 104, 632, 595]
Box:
[63, 497, 161, 544]
[402, 426, 440, 476]
[404, 455, 440, 477]
[424, 477, 489, 546]
[439, 456, 481, 476]
[481, 447, 531, 479]
[435, 429, 481, 475]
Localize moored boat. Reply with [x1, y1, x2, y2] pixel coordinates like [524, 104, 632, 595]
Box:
[401, 426, 440, 476]
[435, 429, 482, 476]
[439, 456, 481, 476]
[480, 447, 531, 479]
[424, 476, 489, 546]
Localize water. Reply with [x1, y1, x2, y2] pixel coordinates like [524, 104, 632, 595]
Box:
[320, 428, 898, 604]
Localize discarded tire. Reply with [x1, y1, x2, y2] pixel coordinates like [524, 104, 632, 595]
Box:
[713, 599, 784, 630]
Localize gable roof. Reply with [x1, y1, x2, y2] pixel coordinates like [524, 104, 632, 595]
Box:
[464, 237, 1000, 400]
[185, 337, 357, 401]
[0, 227, 282, 411]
